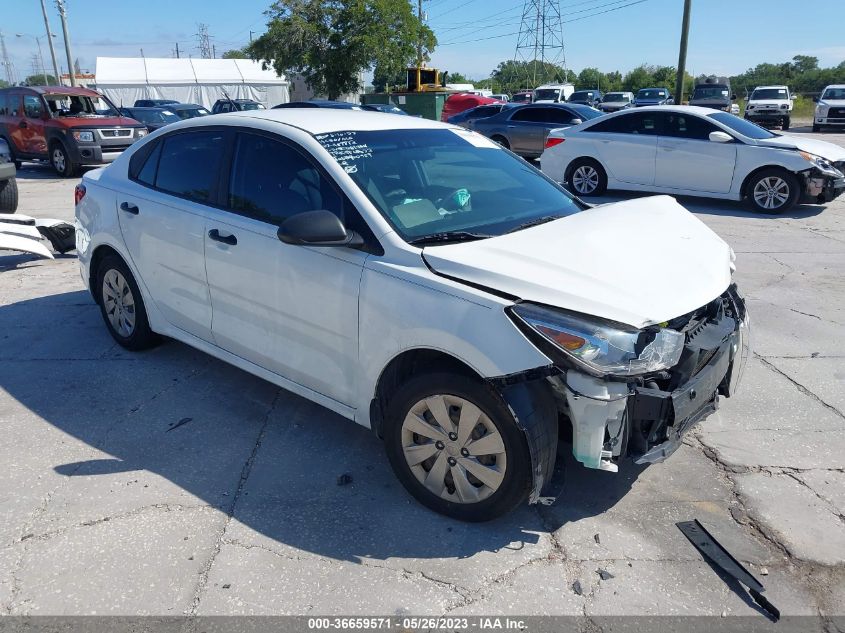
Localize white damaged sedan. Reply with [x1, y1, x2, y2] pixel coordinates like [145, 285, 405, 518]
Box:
[75, 109, 749, 521]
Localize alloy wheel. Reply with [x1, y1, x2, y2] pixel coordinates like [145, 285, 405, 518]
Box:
[753, 176, 790, 210]
[52, 148, 66, 174]
[572, 165, 599, 194]
[401, 394, 507, 504]
[102, 269, 136, 337]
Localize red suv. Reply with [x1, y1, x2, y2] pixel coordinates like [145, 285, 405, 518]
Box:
[0, 86, 147, 177]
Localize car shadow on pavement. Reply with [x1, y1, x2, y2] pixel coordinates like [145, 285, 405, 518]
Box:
[589, 192, 827, 220]
[1, 289, 644, 564]
[12, 162, 96, 180]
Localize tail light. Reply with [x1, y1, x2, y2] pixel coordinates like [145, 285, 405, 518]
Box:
[545, 137, 565, 149]
[74, 183, 86, 205]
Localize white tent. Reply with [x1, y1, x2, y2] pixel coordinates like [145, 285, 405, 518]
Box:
[94, 57, 289, 109]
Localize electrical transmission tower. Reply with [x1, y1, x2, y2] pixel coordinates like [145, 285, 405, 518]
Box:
[512, 0, 567, 88]
[0, 31, 14, 84]
[195, 23, 212, 59]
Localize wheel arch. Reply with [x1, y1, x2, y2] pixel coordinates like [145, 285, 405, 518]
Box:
[370, 348, 484, 438]
[739, 164, 799, 198]
[564, 155, 607, 183]
[88, 243, 127, 305]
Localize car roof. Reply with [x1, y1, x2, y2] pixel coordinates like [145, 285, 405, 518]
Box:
[823, 84, 845, 89]
[604, 105, 725, 116]
[170, 103, 204, 109]
[221, 108, 452, 135]
[753, 85, 789, 90]
[14, 85, 100, 97]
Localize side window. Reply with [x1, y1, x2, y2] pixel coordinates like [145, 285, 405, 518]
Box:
[510, 107, 543, 122]
[23, 95, 44, 119]
[154, 130, 226, 203]
[227, 132, 343, 225]
[220, 102, 231, 113]
[129, 139, 162, 185]
[545, 108, 579, 124]
[587, 112, 660, 135]
[663, 113, 719, 141]
[6, 95, 20, 117]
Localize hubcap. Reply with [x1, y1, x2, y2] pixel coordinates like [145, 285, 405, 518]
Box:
[753, 176, 789, 210]
[401, 394, 507, 504]
[52, 148, 65, 173]
[102, 269, 136, 337]
[572, 165, 599, 194]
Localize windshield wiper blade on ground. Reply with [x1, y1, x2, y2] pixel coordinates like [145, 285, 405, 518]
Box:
[408, 231, 495, 246]
[505, 215, 564, 234]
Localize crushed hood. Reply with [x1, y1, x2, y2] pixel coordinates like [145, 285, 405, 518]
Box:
[422, 195, 732, 328]
[756, 134, 845, 162]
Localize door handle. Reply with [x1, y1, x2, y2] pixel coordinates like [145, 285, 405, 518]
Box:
[119, 201, 139, 215]
[208, 229, 237, 246]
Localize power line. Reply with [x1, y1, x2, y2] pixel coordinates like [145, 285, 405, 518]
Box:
[428, 0, 485, 22]
[563, 0, 650, 22]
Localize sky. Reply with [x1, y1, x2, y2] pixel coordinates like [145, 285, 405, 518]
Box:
[1, 0, 843, 85]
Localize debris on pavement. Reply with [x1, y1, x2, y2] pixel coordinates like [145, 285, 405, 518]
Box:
[594, 533, 601, 544]
[166, 417, 193, 432]
[597, 569, 614, 581]
[677, 520, 780, 622]
[0, 213, 76, 259]
[572, 580, 583, 596]
[337, 473, 353, 486]
[760, 567, 769, 576]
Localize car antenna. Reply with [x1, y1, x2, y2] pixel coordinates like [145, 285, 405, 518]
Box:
[222, 88, 236, 110]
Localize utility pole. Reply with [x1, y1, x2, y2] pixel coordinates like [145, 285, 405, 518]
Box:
[416, 0, 423, 66]
[40, 0, 61, 85]
[675, 0, 691, 104]
[0, 31, 14, 85]
[175, 42, 180, 58]
[55, 0, 76, 86]
[249, 31, 255, 43]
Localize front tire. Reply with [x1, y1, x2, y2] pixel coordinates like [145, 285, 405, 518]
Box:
[51, 143, 78, 178]
[567, 158, 607, 196]
[384, 373, 532, 522]
[95, 254, 158, 350]
[812, 124, 821, 133]
[747, 169, 799, 213]
[782, 116, 790, 130]
[490, 135, 510, 150]
[0, 177, 18, 212]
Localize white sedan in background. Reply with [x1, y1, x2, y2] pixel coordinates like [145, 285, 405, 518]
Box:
[541, 105, 845, 212]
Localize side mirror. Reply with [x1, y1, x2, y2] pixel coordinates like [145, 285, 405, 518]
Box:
[277, 210, 364, 248]
[790, 95, 797, 100]
[666, 98, 675, 105]
[709, 131, 733, 143]
[813, 96, 819, 103]
[570, 118, 583, 125]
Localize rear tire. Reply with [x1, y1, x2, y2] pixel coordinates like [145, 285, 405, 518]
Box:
[1, 137, 22, 169]
[782, 116, 790, 130]
[95, 254, 159, 350]
[383, 372, 532, 522]
[490, 135, 510, 150]
[746, 168, 799, 213]
[566, 158, 607, 196]
[0, 177, 18, 213]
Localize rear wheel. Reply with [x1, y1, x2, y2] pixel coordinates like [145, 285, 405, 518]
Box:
[782, 116, 790, 130]
[490, 135, 510, 150]
[747, 169, 799, 213]
[1, 138, 22, 169]
[384, 373, 532, 522]
[95, 254, 158, 350]
[567, 158, 607, 196]
[0, 177, 18, 212]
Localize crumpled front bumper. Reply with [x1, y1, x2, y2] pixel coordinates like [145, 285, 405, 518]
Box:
[802, 172, 845, 204]
[556, 285, 750, 472]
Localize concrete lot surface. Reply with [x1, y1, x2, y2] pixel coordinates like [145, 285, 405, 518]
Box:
[1, 126, 844, 627]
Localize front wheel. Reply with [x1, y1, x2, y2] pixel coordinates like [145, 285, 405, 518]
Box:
[384, 373, 532, 522]
[567, 158, 607, 196]
[812, 124, 821, 133]
[747, 169, 799, 213]
[782, 116, 790, 130]
[0, 177, 18, 212]
[490, 135, 510, 150]
[51, 143, 78, 178]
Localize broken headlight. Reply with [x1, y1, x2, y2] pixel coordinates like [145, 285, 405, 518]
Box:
[799, 151, 842, 176]
[509, 303, 684, 377]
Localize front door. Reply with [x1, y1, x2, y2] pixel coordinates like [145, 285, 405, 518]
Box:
[21, 95, 48, 155]
[116, 129, 225, 341]
[655, 112, 737, 193]
[203, 130, 366, 406]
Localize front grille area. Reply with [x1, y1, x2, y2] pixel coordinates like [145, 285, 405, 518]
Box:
[829, 107, 845, 118]
[101, 144, 132, 152]
[99, 128, 133, 139]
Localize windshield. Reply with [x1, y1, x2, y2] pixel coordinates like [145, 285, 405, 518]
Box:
[131, 109, 181, 125]
[45, 94, 120, 117]
[692, 85, 729, 99]
[637, 89, 667, 100]
[175, 107, 210, 119]
[709, 112, 777, 139]
[569, 91, 594, 101]
[750, 88, 788, 100]
[603, 93, 629, 102]
[315, 129, 583, 242]
[822, 88, 845, 100]
[240, 102, 265, 110]
[534, 89, 561, 101]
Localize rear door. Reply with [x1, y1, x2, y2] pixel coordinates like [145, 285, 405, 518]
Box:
[507, 106, 581, 156]
[116, 129, 226, 341]
[4, 93, 27, 156]
[21, 94, 48, 155]
[585, 111, 661, 185]
[655, 112, 737, 193]
[203, 130, 367, 406]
